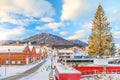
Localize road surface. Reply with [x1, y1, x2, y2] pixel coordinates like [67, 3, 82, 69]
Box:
[19, 59, 51, 80]
[2, 61, 46, 80]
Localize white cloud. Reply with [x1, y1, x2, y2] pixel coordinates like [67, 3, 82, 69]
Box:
[115, 44, 120, 49]
[40, 17, 54, 22]
[60, 32, 67, 35]
[107, 8, 120, 22]
[0, 15, 33, 26]
[13, 0, 55, 17]
[114, 31, 120, 38]
[36, 22, 64, 32]
[66, 30, 85, 40]
[0, 26, 25, 40]
[0, 0, 55, 25]
[105, 7, 120, 31]
[82, 22, 92, 29]
[61, 0, 92, 21]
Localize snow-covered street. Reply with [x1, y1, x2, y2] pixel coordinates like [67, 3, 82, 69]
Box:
[0, 59, 51, 80]
[19, 59, 51, 80]
[19, 60, 50, 80]
[0, 61, 40, 79]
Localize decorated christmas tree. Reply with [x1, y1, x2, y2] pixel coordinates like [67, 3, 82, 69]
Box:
[87, 5, 116, 57]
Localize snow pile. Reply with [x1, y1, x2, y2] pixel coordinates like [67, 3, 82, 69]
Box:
[81, 74, 120, 80]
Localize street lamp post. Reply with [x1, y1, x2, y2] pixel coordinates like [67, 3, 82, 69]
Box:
[64, 54, 67, 69]
[51, 56, 53, 69]
[8, 49, 10, 65]
[0, 57, 2, 67]
[51, 50, 54, 69]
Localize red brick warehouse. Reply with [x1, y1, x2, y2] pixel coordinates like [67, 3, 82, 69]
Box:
[0, 45, 45, 65]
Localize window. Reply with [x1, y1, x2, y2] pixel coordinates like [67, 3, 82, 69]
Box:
[12, 61, 16, 64]
[17, 61, 21, 64]
[5, 60, 9, 64]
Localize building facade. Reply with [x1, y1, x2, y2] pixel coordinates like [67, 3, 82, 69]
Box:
[0, 45, 46, 65]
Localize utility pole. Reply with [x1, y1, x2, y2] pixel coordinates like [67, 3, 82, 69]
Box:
[0, 57, 2, 67]
[51, 57, 53, 69]
[8, 49, 10, 65]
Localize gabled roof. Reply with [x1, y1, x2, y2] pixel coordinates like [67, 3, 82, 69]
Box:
[28, 46, 33, 51]
[0, 46, 27, 53]
[35, 48, 40, 54]
[40, 48, 44, 53]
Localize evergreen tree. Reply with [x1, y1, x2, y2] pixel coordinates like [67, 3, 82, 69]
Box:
[87, 5, 115, 57]
[110, 42, 116, 56]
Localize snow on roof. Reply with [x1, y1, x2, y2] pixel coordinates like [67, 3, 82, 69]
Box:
[40, 49, 44, 53]
[29, 46, 33, 51]
[36, 48, 40, 54]
[58, 50, 73, 53]
[0, 46, 27, 53]
[74, 53, 86, 56]
[55, 63, 81, 74]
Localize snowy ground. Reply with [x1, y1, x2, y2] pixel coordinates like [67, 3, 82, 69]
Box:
[0, 60, 44, 79]
[81, 73, 120, 80]
[19, 59, 51, 80]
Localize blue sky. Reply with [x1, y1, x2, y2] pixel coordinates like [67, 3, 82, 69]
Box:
[0, 0, 120, 45]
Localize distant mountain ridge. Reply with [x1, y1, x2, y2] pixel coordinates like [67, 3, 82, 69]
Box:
[69, 40, 87, 47]
[23, 33, 74, 46]
[0, 33, 87, 47]
[23, 33, 87, 47]
[0, 40, 16, 45]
